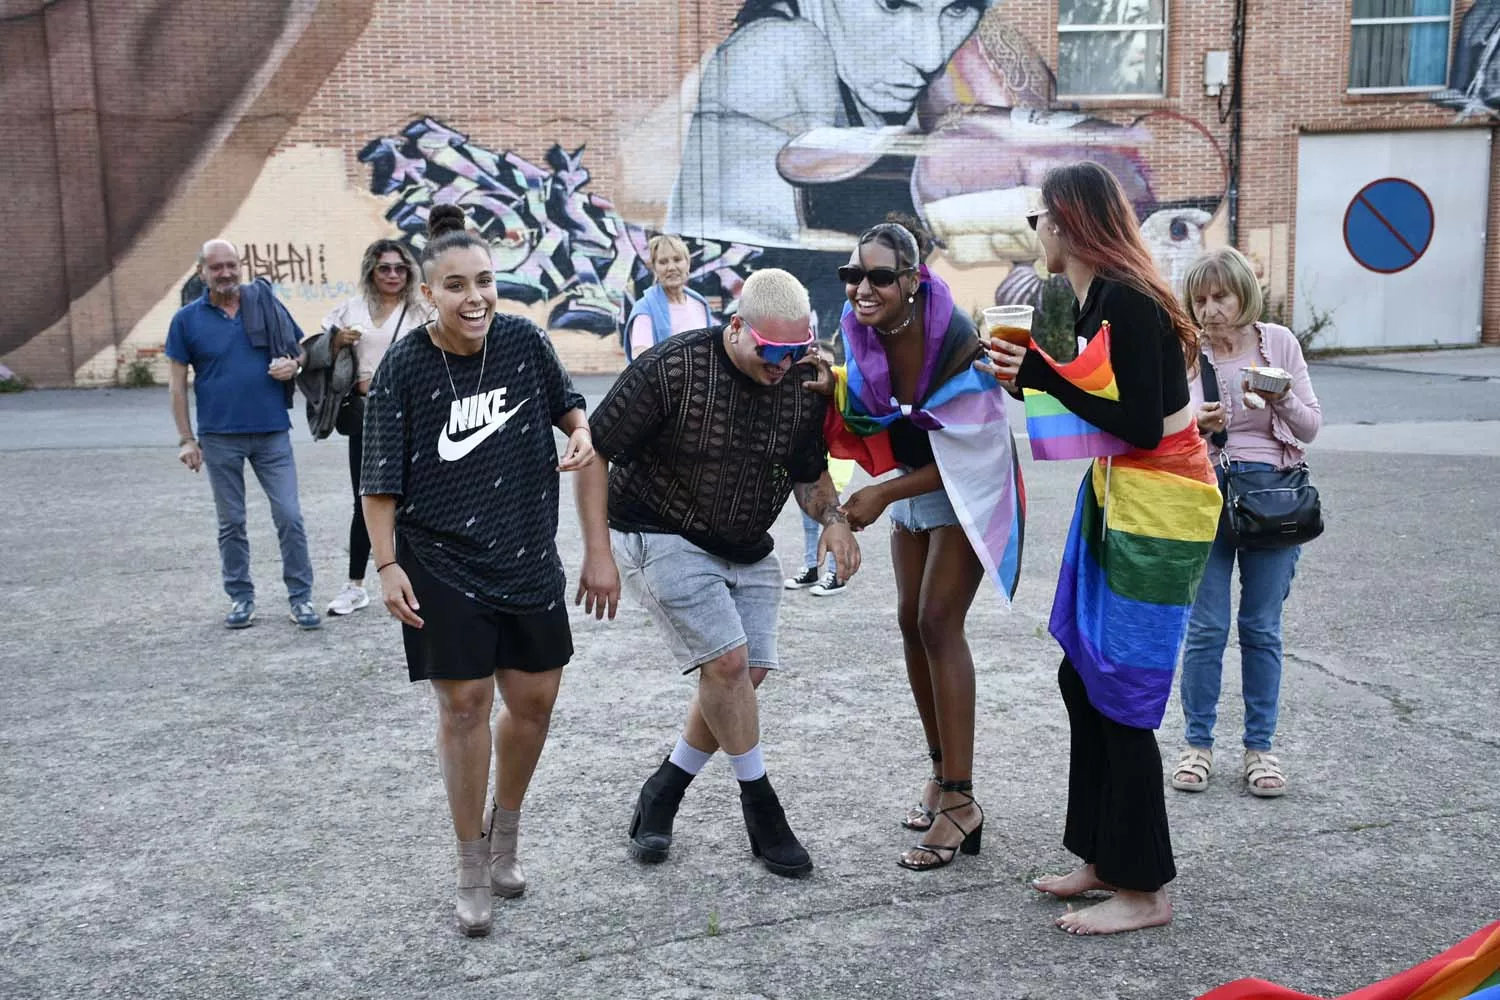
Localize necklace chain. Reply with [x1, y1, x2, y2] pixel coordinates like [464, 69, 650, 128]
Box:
[877, 299, 918, 337]
[437, 328, 487, 401]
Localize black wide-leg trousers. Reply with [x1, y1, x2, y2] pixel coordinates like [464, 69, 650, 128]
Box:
[1058, 657, 1176, 892]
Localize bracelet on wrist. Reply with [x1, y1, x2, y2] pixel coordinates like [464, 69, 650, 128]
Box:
[375, 560, 397, 573]
[179, 435, 197, 447]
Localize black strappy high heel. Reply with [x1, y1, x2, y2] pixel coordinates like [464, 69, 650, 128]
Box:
[901, 746, 943, 831]
[897, 779, 983, 872]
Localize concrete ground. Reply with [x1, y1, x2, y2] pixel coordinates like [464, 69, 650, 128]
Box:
[1, 356, 1497, 1000]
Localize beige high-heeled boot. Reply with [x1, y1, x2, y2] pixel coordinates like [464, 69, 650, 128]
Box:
[485, 802, 526, 898]
[455, 837, 492, 937]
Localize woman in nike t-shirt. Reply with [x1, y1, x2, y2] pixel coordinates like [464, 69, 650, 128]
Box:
[360, 204, 621, 937]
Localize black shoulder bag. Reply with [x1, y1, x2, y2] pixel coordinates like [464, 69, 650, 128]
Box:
[1199, 354, 1323, 550]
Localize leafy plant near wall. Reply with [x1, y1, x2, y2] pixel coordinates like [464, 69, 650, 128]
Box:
[1034, 276, 1080, 362]
[0, 368, 26, 393]
[119, 347, 160, 388]
[971, 275, 1077, 366]
[1260, 298, 1333, 352]
[123, 360, 156, 388]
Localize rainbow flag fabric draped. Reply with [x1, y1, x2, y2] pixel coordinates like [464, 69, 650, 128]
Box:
[1049, 424, 1221, 729]
[1196, 921, 1500, 1000]
[825, 269, 1025, 602]
[1023, 320, 1132, 462]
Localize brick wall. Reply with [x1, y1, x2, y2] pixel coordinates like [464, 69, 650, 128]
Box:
[4, 0, 1496, 387]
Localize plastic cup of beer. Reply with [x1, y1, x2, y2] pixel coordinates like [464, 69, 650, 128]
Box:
[982, 305, 1034, 346]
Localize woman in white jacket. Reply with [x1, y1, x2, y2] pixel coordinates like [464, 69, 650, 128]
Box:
[321, 238, 431, 616]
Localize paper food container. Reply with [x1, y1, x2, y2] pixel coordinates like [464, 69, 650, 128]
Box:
[1242, 366, 1292, 394]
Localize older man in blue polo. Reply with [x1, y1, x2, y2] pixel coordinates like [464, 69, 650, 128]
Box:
[166, 239, 320, 630]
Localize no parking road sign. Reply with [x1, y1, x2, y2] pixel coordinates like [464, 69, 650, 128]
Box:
[1342, 177, 1434, 274]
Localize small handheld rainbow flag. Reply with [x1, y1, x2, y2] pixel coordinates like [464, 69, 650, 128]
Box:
[1196, 921, 1500, 999]
[1023, 320, 1131, 462]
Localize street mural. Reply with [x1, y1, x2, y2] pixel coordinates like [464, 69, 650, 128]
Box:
[654, 0, 1225, 333]
[1434, 0, 1500, 118]
[359, 118, 760, 336]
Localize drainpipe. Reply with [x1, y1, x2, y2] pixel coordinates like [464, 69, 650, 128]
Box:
[1227, 0, 1247, 246]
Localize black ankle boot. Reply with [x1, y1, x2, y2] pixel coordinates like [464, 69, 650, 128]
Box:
[738, 775, 813, 877]
[628, 758, 693, 863]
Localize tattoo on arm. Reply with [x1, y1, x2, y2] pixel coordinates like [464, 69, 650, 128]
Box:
[793, 477, 846, 527]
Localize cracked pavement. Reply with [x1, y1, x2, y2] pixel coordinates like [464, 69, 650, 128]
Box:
[1, 360, 1496, 1000]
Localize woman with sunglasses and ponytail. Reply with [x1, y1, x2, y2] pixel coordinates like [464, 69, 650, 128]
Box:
[821, 219, 1024, 874]
[311, 239, 431, 617]
[980, 162, 1222, 935]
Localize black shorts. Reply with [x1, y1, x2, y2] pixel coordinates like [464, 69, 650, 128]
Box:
[399, 549, 573, 683]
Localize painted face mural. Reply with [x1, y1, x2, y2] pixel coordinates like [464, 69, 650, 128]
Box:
[655, 1, 1224, 335]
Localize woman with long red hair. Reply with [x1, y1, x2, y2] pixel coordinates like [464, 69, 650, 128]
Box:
[981, 162, 1221, 935]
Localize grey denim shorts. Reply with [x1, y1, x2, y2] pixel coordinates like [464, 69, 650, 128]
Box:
[610, 530, 783, 672]
[888, 486, 961, 534]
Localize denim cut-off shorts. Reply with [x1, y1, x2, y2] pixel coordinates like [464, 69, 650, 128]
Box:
[610, 530, 782, 672]
[888, 482, 961, 534]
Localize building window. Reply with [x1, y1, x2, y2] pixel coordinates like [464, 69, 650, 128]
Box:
[1057, 0, 1168, 98]
[1349, 0, 1453, 92]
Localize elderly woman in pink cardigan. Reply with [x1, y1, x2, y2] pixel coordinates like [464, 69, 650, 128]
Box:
[1171, 247, 1322, 799]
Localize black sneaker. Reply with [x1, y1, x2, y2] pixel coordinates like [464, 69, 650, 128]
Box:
[783, 567, 819, 590]
[809, 571, 847, 597]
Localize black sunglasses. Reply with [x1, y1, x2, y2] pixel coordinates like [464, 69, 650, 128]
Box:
[837, 265, 911, 288]
[1026, 211, 1046, 231]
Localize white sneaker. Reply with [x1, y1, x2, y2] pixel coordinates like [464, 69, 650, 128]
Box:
[327, 583, 370, 616]
[809, 570, 847, 597]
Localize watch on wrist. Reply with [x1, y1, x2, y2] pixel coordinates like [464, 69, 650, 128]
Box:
[179, 435, 197, 447]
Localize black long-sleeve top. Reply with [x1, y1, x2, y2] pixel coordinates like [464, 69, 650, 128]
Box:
[1016, 277, 1189, 451]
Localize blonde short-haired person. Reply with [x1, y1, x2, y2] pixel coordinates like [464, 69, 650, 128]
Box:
[591, 267, 861, 878]
[1172, 246, 1322, 799]
[623, 234, 713, 361]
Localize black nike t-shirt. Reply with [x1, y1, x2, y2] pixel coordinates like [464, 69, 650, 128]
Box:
[361, 316, 586, 612]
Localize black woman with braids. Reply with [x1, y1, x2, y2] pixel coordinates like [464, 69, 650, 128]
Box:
[820, 220, 1025, 872]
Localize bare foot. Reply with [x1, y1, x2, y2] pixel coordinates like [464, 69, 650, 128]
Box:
[1031, 863, 1117, 898]
[1055, 888, 1172, 935]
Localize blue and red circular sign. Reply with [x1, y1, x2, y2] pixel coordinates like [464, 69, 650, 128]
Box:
[1342, 177, 1434, 274]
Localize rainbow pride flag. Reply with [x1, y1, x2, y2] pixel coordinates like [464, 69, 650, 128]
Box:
[1023, 320, 1131, 461]
[1049, 424, 1221, 729]
[1197, 921, 1500, 999]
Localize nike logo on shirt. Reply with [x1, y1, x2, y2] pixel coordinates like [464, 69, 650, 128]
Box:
[437, 388, 530, 462]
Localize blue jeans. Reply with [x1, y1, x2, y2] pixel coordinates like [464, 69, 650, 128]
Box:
[1179, 462, 1300, 752]
[801, 513, 834, 573]
[199, 431, 314, 606]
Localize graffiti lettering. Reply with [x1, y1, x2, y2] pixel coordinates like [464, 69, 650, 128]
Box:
[358, 119, 761, 336]
[239, 243, 328, 287]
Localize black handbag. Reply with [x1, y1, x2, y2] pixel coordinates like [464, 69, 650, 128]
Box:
[1200, 354, 1323, 550]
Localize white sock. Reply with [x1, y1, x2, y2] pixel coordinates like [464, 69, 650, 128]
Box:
[668, 736, 713, 776]
[728, 743, 767, 782]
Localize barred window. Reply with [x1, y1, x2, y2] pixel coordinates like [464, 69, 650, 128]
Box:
[1057, 0, 1168, 98]
[1349, 0, 1453, 92]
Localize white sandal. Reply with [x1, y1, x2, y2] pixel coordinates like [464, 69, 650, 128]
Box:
[1171, 748, 1213, 792]
[1243, 750, 1287, 798]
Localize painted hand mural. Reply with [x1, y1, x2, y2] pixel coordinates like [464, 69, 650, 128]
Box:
[0, 0, 373, 367]
[359, 119, 761, 337]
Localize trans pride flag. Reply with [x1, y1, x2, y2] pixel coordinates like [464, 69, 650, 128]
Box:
[1197, 921, 1500, 1000]
[1022, 320, 1131, 462]
[825, 269, 1025, 602]
[1049, 424, 1221, 729]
